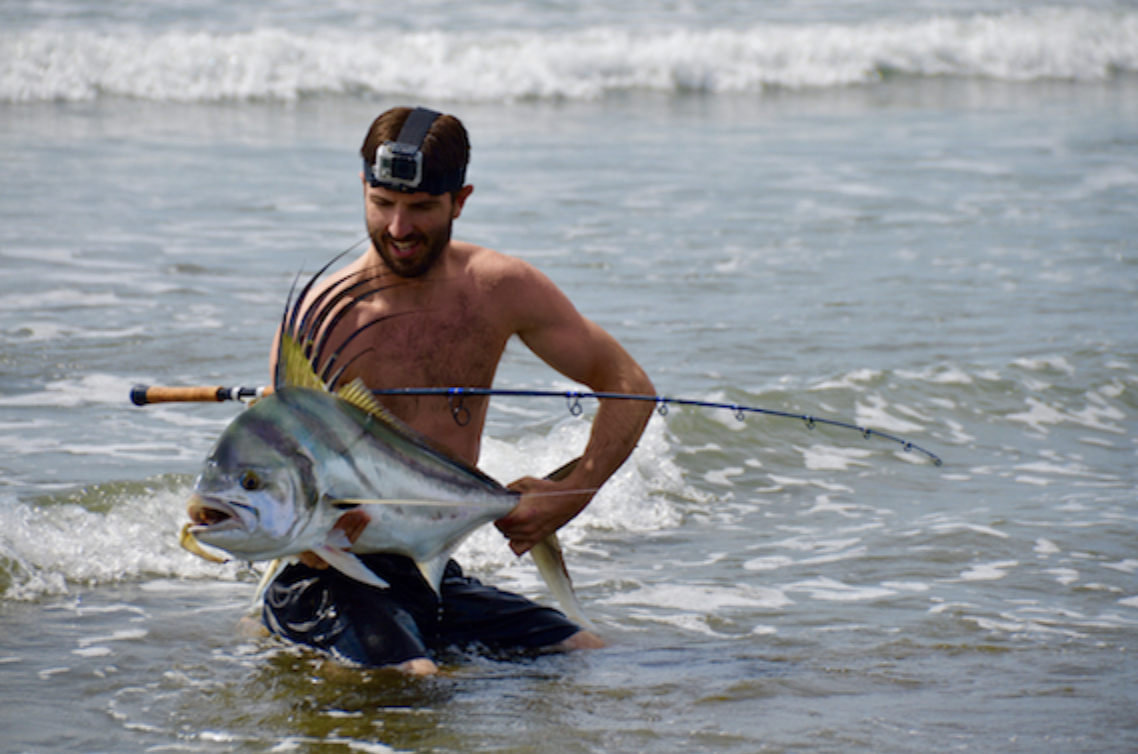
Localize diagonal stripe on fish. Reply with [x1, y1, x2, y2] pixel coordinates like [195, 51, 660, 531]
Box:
[182, 257, 597, 631]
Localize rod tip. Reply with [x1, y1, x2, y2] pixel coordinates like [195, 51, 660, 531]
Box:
[129, 384, 150, 406]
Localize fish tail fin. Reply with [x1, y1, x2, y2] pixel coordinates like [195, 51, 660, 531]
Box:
[530, 533, 600, 635]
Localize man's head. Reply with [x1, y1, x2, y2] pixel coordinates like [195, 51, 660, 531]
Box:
[361, 107, 470, 198]
[360, 107, 473, 278]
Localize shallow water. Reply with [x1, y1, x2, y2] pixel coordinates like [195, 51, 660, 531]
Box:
[3, 2, 1138, 752]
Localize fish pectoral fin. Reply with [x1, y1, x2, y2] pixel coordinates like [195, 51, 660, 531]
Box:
[324, 527, 352, 550]
[415, 555, 451, 596]
[314, 546, 390, 590]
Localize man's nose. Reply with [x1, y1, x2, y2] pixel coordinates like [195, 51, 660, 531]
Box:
[388, 205, 414, 239]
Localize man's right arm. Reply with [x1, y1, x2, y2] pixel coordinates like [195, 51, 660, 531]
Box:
[490, 257, 656, 554]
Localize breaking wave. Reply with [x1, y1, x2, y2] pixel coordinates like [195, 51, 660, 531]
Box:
[3, 8, 1136, 103]
[0, 479, 246, 601]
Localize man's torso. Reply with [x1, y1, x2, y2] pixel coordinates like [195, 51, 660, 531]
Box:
[307, 243, 517, 464]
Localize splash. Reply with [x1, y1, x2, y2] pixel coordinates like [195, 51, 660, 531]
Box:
[0, 481, 246, 601]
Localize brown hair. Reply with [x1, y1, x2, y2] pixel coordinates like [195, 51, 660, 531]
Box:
[360, 107, 470, 192]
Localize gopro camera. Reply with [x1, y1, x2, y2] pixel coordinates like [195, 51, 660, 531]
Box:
[372, 141, 424, 189]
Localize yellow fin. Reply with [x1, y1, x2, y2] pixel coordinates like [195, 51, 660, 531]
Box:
[279, 331, 327, 391]
[336, 377, 390, 417]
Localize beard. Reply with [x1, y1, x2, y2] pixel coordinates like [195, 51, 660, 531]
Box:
[370, 219, 452, 279]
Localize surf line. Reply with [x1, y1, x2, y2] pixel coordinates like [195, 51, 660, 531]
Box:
[130, 383, 943, 466]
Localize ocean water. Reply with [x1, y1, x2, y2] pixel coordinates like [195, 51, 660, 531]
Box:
[2, 1, 1137, 752]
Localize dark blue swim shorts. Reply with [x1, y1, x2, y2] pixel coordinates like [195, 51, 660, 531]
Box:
[262, 554, 581, 667]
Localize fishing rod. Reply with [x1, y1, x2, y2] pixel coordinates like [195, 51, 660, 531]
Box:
[130, 383, 943, 466]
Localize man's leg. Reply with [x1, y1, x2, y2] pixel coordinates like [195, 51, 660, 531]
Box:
[433, 560, 594, 655]
[262, 556, 440, 671]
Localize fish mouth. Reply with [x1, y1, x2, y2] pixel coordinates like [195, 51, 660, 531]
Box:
[187, 495, 242, 532]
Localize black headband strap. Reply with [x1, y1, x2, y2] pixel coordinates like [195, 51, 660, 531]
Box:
[395, 108, 441, 149]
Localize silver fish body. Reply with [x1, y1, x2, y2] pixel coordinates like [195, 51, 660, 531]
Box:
[187, 386, 517, 585]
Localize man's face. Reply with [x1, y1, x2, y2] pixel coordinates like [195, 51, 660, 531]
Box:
[363, 183, 471, 278]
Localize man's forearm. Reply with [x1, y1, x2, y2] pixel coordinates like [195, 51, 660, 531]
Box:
[559, 345, 656, 498]
[568, 386, 655, 494]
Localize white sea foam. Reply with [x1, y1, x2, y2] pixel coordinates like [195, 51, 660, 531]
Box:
[1045, 568, 1079, 586]
[704, 467, 745, 486]
[0, 373, 142, 408]
[811, 368, 882, 392]
[928, 520, 1010, 540]
[797, 444, 873, 472]
[958, 560, 1018, 581]
[896, 364, 975, 385]
[742, 555, 794, 572]
[784, 576, 896, 602]
[1007, 395, 1127, 436]
[855, 395, 926, 434]
[3, 8, 1135, 102]
[601, 582, 792, 611]
[1012, 355, 1077, 376]
[0, 488, 247, 601]
[1104, 559, 1138, 574]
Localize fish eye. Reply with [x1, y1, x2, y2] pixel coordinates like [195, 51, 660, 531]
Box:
[239, 470, 262, 491]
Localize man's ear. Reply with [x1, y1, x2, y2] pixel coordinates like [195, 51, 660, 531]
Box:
[452, 185, 475, 219]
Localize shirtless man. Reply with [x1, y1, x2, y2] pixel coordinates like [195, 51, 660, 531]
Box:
[262, 107, 655, 674]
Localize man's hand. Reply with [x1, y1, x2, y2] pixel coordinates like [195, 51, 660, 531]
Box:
[496, 477, 593, 556]
[297, 508, 370, 569]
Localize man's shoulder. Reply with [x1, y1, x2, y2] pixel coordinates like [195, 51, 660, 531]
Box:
[451, 241, 542, 287]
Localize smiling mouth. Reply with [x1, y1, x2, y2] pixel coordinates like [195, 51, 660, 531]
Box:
[389, 238, 420, 258]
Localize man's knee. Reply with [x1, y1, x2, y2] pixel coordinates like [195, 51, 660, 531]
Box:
[394, 657, 439, 675]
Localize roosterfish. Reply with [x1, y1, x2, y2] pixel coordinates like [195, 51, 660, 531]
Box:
[180, 260, 596, 631]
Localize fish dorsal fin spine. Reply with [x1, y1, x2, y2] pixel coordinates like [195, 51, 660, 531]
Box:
[336, 377, 390, 417]
[279, 331, 327, 391]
